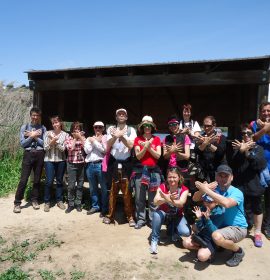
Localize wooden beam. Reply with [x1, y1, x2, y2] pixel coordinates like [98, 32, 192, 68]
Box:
[34, 70, 270, 91]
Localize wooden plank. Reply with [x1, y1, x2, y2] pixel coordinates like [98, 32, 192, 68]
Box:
[34, 70, 270, 91]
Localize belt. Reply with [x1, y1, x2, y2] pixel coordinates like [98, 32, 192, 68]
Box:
[25, 149, 44, 153]
[89, 160, 102, 164]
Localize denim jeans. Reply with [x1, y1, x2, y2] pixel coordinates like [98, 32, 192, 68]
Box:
[151, 210, 190, 243]
[67, 162, 84, 207]
[14, 150, 45, 205]
[44, 161, 66, 203]
[85, 162, 108, 214]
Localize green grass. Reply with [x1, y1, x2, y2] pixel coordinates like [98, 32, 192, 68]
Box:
[0, 266, 30, 280]
[38, 269, 56, 280]
[0, 151, 23, 197]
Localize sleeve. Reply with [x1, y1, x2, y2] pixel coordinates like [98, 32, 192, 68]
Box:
[84, 139, 93, 154]
[36, 125, 46, 147]
[43, 131, 51, 151]
[184, 135, 191, 145]
[214, 135, 227, 157]
[106, 126, 113, 141]
[230, 188, 244, 206]
[92, 139, 106, 154]
[55, 132, 67, 152]
[192, 121, 201, 134]
[205, 209, 224, 232]
[247, 146, 267, 171]
[128, 127, 137, 141]
[20, 124, 32, 148]
[134, 136, 140, 147]
[65, 136, 75, 151]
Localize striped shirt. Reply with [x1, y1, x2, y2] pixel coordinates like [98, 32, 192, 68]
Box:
[44, 130, 68, 162]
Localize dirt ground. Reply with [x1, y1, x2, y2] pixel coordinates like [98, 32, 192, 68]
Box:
[0, 194, 269, 280]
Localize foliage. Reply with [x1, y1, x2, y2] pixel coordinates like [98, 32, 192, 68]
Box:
[0, 266, 30, 280]
[70, 269, 86, 280]
[38, 270, 56, 280]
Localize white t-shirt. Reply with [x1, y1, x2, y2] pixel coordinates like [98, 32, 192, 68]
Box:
[106, 125, 137, 160]
[179, 120, 201, 149]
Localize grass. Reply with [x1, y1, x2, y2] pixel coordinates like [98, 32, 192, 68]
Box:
[0, 266, 30, 280]
[38, 269, 56, 280]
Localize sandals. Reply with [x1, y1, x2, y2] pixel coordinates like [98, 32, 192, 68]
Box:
[103, 217, 114, 224]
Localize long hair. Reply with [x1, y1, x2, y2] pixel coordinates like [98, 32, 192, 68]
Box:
[166, 166, 184, 186]
[50, 115, 65, 130]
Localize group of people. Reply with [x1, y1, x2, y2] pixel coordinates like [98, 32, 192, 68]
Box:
[12, 102, 270, 267]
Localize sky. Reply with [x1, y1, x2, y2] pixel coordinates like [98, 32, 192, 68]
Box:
[1, 0, 270, 85]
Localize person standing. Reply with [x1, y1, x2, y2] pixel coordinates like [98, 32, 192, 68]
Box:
[13, 107, 46, 213]
[43, 116, 68, 212]
[65, 121, 86, 213]
[84, 121, 108, 217]
[251, 101, 270, 239]
[103, 108, 136, 226]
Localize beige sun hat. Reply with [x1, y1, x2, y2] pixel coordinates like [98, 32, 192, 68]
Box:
[137, 115, 157, 131]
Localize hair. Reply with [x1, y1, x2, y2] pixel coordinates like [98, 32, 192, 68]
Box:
[240, 123, 252, 131]
[138, 123, 155, 135]
[70, 121, 83, 133]
[30, 107, 42, 116]
[182, 103, 192, 112]
[259, 102, 270, 112]
[167, 114, 180, 124]
[166, 166, 184, 186]
[50, 115, 65, 130]
[203, 115, 216, 126]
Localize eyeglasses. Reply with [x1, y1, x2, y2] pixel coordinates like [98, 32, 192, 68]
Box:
[203, 124, 213, 128]
[241, 131, 252, 137]
[94, 126, 103, 129]
[168, 123, 178, 127]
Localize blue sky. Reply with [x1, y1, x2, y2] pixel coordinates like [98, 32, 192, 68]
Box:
[1, 0, 270, 85]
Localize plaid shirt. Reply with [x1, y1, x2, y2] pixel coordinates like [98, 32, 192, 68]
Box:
[65, 135, 85, 163]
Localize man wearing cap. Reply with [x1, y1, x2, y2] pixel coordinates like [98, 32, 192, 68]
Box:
[103, 108, 137, 226]
[193, 164, 247, 267]
[84, 121, 108, 217]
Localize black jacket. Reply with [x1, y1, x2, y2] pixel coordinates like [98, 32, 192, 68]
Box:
[231, 145, 266, 197]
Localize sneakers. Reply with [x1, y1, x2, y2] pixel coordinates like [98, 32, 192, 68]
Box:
[13, 205, 21, 214]
[44, 203, 50, 212]
[254, 234, 263, 247]
[226, 248, 245, 267]
[149, 241, 158, 254]
[87, 208, 99, 215]
[65, 206, 75, 214]
[128, 219, 136, 227]
[57, 201, 66, 210]
[32, 201, 40, 210]
[76, 205, 82, 212]
[103, 217, 114, 224]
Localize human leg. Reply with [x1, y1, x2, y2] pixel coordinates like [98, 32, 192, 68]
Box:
[75, 164, 84, 210]
[66, 162, 77, 207]
[251, 195, 264, 247]
[104, 178, 120, 223]
[120, 177, 134, 223]
[176, 215, 191, 237]
[99, 169, 109, 215]
[150, 210, 166, 254]
[135, 177, 146, 226]
[44, 161, 55, 203]
[86, 163, 100, 211]
[55, 161, 66, 203]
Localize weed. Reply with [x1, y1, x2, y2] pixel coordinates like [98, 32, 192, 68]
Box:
[70, 269, 86, 280]
[0, 266, 30, 280]
[38, 269, 56, 280]
[0, 236, 6, 246]
[36, 234, 62, 251]
[55, 269, 65, 277]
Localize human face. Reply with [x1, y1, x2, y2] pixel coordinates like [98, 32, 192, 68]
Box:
[30, 112, 41, 125]
[215, 172, 233, 190]
[143, 124, 152, 134]
[241, 129, 253, 143]
[168, 122, 179, 134]
[167, 171, 180, 188]
[51, 119, 61, 131]
[203, 118, 215, 136]
[94, 125, 104, 135]
[183, 109, 191, 121]
[260, 105, 270, 122]
[116, 112, 127, 124]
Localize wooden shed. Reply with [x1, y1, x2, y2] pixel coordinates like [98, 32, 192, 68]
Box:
[26, 56, 270, 138]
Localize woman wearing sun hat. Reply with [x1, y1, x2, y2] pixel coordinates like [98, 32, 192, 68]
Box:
[132, 116, 162, 229]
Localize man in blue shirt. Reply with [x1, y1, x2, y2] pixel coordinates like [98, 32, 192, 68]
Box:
[193, 164, 247, 267]
[13, 107, 46, 213]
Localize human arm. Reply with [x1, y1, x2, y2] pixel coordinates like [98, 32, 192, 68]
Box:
[252, 119, 270, 141]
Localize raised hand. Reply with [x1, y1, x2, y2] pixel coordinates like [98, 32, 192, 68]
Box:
[192, 206, 203, 219]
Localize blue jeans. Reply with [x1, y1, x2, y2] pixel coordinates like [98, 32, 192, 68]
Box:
[151, 210, 190, 243]
[85, 162, 108, 214]
[44, 161, 66, 203]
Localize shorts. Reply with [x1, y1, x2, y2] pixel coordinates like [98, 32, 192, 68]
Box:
[215, 226, 247, 243]
[244, 195, 263, 215]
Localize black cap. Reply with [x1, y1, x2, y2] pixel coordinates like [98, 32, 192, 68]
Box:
[216, 164, 232, 175]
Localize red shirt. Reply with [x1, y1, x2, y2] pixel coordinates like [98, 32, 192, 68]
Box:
[134, 135, 161, 166]
[158, 183, 188, 217]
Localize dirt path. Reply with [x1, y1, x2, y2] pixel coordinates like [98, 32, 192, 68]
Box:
[0, 195, 269, 279]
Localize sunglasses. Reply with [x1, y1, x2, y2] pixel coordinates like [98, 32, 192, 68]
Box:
[168, 123, 178, 127]
[142, 124, 153, 128]
[241, 131, 252, 137]
[203, 124, 213, 128]
[94, 126, 103, 129]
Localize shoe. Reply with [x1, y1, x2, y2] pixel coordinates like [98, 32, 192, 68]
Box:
[149, 241, 158, 254]
[32, 201, 40, 210]
[263, 228, 270, 240]
[76, 205, 82, 212]
[103, 217, 114, 224]
[57, 201, 66, 210]
[99, 213, 105, 218]
[134, 223, 145, 229]
[128, 219, 136, 227]
[226, 248, 245, 267]
[87, 208, 99, 215]
[13, 205, 21, 214]
[44, 203, 50, 212]
[65, 206, 74, 214]
[254, 234, 263, 247]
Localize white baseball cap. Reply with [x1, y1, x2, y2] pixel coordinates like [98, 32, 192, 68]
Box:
[93, 121, 104, 127]
[116, 108, 127, 115]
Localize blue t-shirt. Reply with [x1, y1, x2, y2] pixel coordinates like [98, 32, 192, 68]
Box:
[216, 185, 247, 229]
[251, 121, 270, 170]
